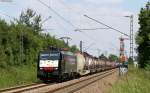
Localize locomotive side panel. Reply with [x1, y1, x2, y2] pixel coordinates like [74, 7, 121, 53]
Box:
[62, 53, 77, 74]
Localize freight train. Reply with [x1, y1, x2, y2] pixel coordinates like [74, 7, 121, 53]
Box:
[37, 47, 116, 82]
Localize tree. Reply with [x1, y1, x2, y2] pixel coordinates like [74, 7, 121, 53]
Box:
[18, 8, 42, 32]
[70, 45, 78, 53]
[136, 2, 150, 68]
[108, 54, 118, 62]
[99, 54, 107, 60]
[0, 9, 79, 68]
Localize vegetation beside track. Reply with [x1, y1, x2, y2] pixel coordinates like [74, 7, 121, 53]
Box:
[0, 9, 78, 89]
[0, 65, 38, 89]
[136, 2, 150, 68]
[0, 8, 78, 68]
[108, 65, 150, 93]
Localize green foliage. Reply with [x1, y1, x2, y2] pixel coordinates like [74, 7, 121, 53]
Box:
[0, 8, 79, 88]
[128, 57, 134, 64]
[70, 45, 78, 53]
[108, 65, 150, 93]
[145, 64, 150, 71]
[136, 2, 150, 68]
[0, 9, 78, 68]
[99, 54, 108, 60]
[18, 8, 42, 32]
[108, 54, 118, 62]
[0, 65, 38, 89]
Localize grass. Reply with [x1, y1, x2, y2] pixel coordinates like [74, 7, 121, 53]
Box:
[108, 65, 150, 93]
[0, 64, 39, 89]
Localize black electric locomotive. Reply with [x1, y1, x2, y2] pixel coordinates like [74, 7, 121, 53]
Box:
[37, 47, 77, 82]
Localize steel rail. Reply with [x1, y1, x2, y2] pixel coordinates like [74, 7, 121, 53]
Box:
[0, 83, 40, 92]
[0, 83, 48, 93]
[46, 68, 116, 93]
[68, 71, 115, 93]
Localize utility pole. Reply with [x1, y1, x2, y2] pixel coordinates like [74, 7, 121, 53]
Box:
[124, 15, 134, 60]
[130, 15, 134, 60]
[20, 31, 23, 63]
[19, 16, 51, 63]
[80, 41, 83, 53]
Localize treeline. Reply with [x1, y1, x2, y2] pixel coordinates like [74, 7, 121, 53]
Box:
[0, 9, 78, 68]
[99, 54, 118, 62]
[136, 2, 150, 68]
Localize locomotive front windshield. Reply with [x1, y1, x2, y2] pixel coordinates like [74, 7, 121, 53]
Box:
[39, 51, 60, 68]
[40, 53, 49, 60]
[40, 52, 60, 60]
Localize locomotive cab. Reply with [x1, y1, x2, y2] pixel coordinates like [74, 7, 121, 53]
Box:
[37, 49, 77, 82]
[37, 50, 61, 81]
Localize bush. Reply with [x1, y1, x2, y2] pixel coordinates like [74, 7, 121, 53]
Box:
[145, 64, 150, 71]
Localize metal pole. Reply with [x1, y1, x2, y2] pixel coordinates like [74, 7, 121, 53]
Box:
[80, 41, 83, 53]
[20, 31, 23, 63]
[124, 15, 134, 60]
[130, 15, 134, 60]
[66, 39, 69, 46]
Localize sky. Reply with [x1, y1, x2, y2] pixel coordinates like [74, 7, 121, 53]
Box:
[0, 0, 149, 57]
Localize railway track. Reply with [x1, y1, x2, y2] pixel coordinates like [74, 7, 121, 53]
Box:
[46, 69, 116, 93]
[0, 83, 49, 93]
[0, 68, 116, 93]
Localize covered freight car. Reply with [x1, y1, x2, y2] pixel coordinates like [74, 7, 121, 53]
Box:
[75, 52, 90, 76]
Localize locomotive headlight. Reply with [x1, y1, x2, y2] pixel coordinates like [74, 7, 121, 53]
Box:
[55, 67, 58, 70]
[40, 68, 43, 70]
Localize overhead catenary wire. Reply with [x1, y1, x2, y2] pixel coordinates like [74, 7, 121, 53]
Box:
[37, 0, 117, 55]
[57, 0, 84, 16]
[37, 0, 98, 45]
[84, 15, 130, 37]
[57, 0, 105, 32]
[53, 0, 106, 35]
[56, 0, 71, 11]
[37, 0, 77, 28]
[83, 42, 95, 51]
[56, 0, 97, 43]
[37, 0, 76, 41]
[75, 28, 110, 31]
[58, 1, 114, 55]
[80, 31, 98, 43]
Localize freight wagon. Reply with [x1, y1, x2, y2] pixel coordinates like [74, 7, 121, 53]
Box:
[37, 47, 116, 82]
